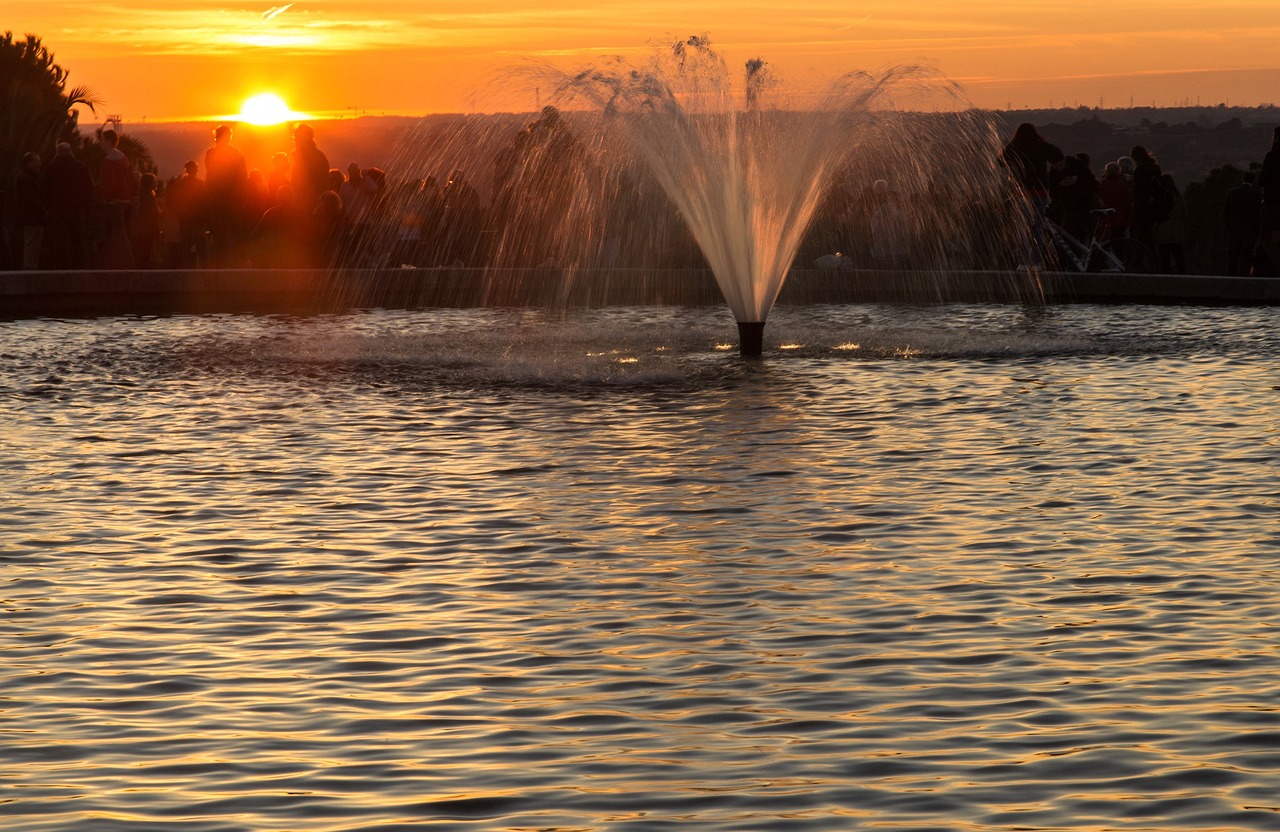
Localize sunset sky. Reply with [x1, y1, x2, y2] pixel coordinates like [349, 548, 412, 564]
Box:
[10, 0, 1280, 122]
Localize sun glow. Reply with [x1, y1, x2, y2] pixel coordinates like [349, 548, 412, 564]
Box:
[237, 93, 306, 126]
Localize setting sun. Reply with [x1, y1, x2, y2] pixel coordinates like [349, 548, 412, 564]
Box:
[237, 92, 304, 126]
[8, 1, 1280, 118]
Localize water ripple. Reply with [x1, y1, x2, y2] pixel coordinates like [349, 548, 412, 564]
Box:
[2, 305, 1279, 830]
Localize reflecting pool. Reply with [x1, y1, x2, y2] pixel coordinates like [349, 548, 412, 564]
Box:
[2, 304, 1279, 831]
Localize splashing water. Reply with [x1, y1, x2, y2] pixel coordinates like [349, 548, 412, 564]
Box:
[353, 37, 1021, 354]
[544, 36, 995, 328]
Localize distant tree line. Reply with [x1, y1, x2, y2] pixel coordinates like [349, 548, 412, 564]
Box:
[2, 34, 1275, 276]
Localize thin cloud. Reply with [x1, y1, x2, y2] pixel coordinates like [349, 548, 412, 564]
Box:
[262, 3, 294, 21]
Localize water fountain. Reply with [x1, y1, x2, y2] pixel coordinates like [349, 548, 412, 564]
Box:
[529, 36, 996, 355]
[524, 37, 1013, 353]
[342, 36, 1020, 356]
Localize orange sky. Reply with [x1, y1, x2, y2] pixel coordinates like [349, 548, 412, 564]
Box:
[10, 1, 1280, 122]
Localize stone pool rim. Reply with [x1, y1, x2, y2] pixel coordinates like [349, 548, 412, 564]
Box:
[2, 267, 1278, 319]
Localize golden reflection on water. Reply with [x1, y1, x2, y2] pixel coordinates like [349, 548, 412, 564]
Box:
[2, 308, 1279, 831]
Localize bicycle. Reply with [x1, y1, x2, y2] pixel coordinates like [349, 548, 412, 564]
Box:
[1042, 208, 1153, 273]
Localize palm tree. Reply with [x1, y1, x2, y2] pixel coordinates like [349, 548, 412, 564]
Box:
[2, 32, 100, 265]
[1, 32, 100, 186]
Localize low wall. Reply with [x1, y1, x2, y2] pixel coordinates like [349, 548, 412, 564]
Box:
[2, 267, 1278, 319]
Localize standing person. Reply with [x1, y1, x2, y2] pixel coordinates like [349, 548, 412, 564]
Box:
[164, 160, 207, 268]
[310, 189, 345, 268]
[440, 168, 485, 266]
[43, 142, 95, 269]
[1256, 127, 1280, 277]
[204, 124, 249, 266]
[1155, 173, 1186, 274]
[250, 184, 306, 268]
[1001, 122, 1064, 268]
[340, 163, 375, 224]
[1129, 145, 1163, 256]
[1052, 153, 1100, 242]
[416, 175, 445, 265]
[131, 172, 161, 269]
[267, 152, 291, 200]
[14, 152, 48, 269]
[243, 169, 271, 229]
[97, 128, 137, 268]
[290, 123, 329, 211]
[339, 161, 377, 261]
[1223, 171, 1261, 276]
[1097, 161, 1134, 240]
[868, 178, 904, 269]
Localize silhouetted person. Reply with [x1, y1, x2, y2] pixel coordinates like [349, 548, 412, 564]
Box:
[1001, 122, 1064, 267]
[1256, 126, 1280, 276]
[291, 123, 330, 211]
[131, 172, 161, 269]
[1052, 153, 1100, 241]
[245, 168, 271, 228]
[1129, 145, 1163, 255]
[267, 152, 291, 200]
[415, 175, 446, 265]
[868, 178, 905, 268]
[340, 162, 376, 228]
[1155, 173, 1186, 273]
[325, 168, 345, 196]
[386, 179, 425, 266]
[1003, 123, 1064, 201]
[14, 152, 47, 269]
[164, 160, 207, 268]
[440, 168, 484, 265]
[251, 184, 307, 268]
[1097, 160, 1134, 239]
[310, 189, 345, 267]
[204, 124, 249, 266]
[491, 105, 583, 265]
[1224, 171, 1261, 276]
[43, 142, 94, 269]
[97, 128, 136, 268]
[337, 158, 376, 258]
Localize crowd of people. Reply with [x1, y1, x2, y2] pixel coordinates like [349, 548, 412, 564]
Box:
[8, 122, 388, 271]
[5, 111, 587, 273]
[1001, 122, 1280, 275]
[6, 114, 1280, 276]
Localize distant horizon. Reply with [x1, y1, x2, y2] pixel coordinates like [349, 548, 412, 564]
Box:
[65, 81, 1280, 127]
[86, 101, 1280, 131]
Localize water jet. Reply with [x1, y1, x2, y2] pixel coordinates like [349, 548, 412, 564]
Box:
[532, 36, 986, 355]
[332, 36, 1013, 355]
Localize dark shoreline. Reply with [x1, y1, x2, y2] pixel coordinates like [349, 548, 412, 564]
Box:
[2, 268, 1278, 320]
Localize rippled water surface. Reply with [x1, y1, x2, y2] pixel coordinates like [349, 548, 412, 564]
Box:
[3, 304, 1279, 831]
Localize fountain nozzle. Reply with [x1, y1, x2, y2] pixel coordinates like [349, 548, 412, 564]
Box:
[737, 321, 765, 357]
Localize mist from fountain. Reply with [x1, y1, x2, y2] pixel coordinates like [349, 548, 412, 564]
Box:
[558, 40, 887, 323]
[539, 37, 1009, 353]
[348, 37, 1024, 356]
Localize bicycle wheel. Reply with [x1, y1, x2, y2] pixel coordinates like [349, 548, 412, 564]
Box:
[1101, 238, 1154, 273]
